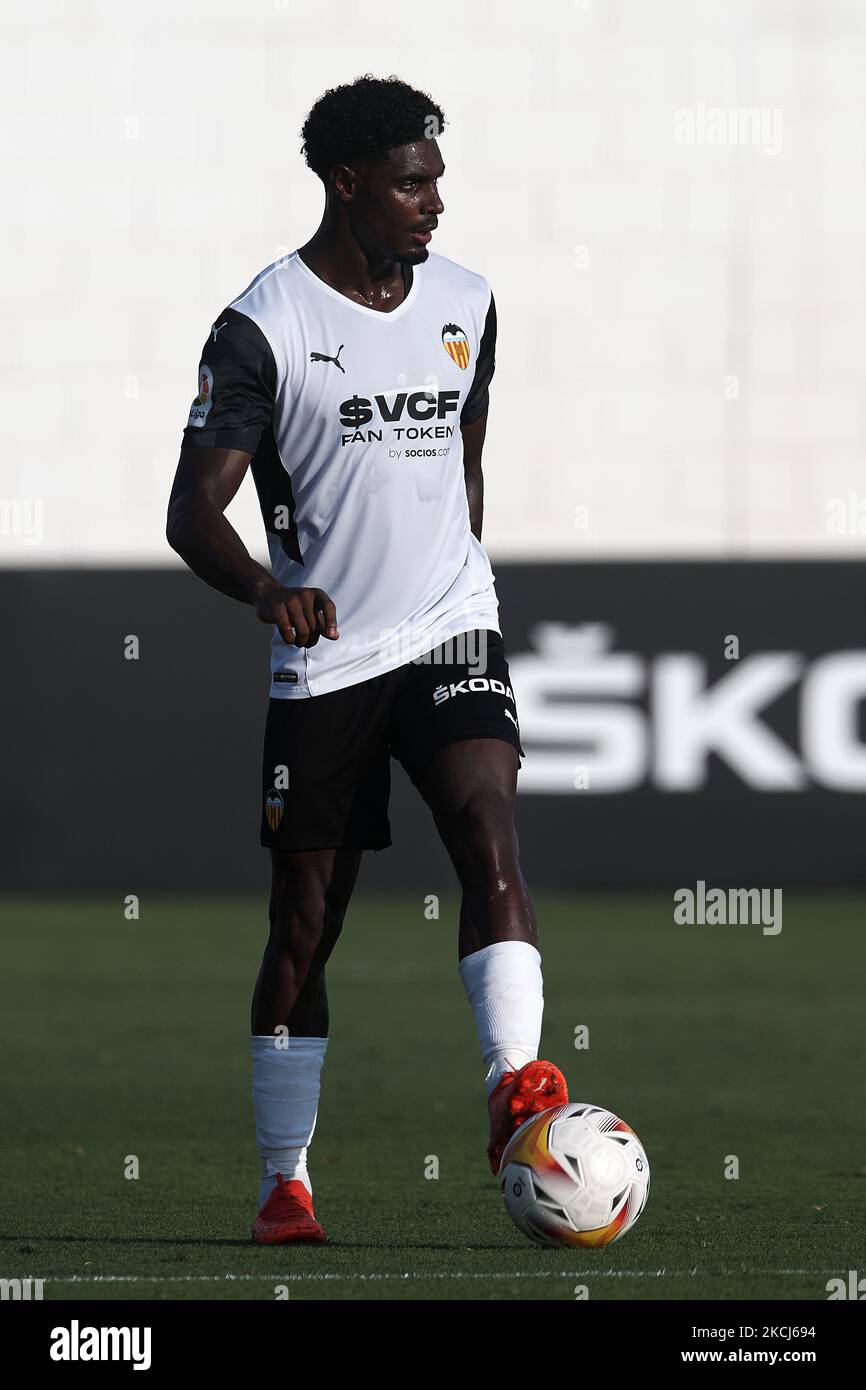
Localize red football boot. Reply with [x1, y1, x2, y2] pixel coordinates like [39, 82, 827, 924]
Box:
[251, 1174, 327, 1245]
[487, 1059, 569, 1175]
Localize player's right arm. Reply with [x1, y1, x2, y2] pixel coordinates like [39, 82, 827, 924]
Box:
[166, 309, 338, 647]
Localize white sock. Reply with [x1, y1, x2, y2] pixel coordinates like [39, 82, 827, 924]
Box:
[458, 941, 544, 1097]
[250, 1034, 328, 1208]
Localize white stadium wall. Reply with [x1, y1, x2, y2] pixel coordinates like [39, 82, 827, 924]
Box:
[2, 0, 866, 565]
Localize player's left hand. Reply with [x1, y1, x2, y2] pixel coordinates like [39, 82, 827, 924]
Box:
[254, 584, 339, 648]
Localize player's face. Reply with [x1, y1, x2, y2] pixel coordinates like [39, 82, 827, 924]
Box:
[352, 141, 445, 266]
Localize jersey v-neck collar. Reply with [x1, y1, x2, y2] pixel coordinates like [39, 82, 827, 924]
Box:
[292, 249, 422, 321]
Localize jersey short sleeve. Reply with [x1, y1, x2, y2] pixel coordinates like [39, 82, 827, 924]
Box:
[460, 290, 496, 426]
[182, 307, 278, 453]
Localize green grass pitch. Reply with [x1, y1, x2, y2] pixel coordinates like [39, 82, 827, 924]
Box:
[1, 892, 863, 1301]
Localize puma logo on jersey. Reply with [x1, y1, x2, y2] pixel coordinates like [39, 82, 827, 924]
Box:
[310, 345, 345, 373]
[211, 321, 228, 342]
[433, 677, 514, 705]
[504, 709, 519, 730]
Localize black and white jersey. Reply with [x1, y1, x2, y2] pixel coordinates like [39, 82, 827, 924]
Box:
[181, 249, 499, 697]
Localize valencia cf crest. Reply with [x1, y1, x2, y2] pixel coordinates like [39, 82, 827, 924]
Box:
[442, 323, 470, 369]
[265, 789, 284, 832]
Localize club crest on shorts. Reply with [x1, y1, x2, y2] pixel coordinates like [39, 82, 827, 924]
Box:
[264, 788, 284, 832]
[441, 323, 470, 369]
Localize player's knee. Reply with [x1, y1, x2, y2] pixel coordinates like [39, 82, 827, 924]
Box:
[266, 848, 358, 980]
[446, 793, 520, 890]
[268, 862, 330, 961]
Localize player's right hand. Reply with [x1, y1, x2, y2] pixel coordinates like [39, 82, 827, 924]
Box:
[254, 586, 339, 647]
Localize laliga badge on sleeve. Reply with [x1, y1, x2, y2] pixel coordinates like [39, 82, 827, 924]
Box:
[187, 364, 214, 427]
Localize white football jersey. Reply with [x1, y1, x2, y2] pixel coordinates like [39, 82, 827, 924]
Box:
[182, 249, 500, 697]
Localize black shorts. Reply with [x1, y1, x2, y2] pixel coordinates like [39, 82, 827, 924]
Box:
[260, 628, 523, 852]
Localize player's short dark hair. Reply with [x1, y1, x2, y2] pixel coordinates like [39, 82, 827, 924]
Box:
[300, 74, 446, 184]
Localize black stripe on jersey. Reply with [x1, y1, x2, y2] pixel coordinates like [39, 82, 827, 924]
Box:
[251, 425, 303, 564]
[182, 307, 277, 455]
[460, 292, 496, 425]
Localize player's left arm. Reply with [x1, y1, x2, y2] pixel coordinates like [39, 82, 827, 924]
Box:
[461, 410, 488, 540]
[460, 289, 496, 542]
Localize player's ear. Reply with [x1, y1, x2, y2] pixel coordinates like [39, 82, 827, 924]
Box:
[331, 163, 358, 203]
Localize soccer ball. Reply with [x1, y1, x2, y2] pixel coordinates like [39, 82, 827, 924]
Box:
[499, 1102, 650, 1248]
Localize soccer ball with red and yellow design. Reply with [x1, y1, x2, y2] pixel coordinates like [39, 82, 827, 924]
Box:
[499, 1102, 650, 1248]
